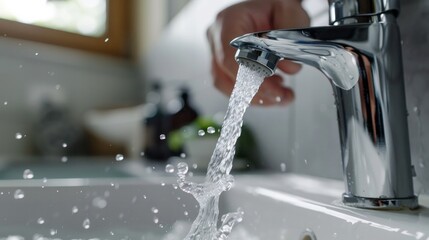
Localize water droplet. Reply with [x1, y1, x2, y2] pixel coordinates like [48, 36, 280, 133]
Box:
[275, 96, 282, 103]
[37, 217, 45, 224]
[207, 127, 216, 134]
[301, 30, 311, 37]
[177, 162, 189, 176]
[140, 151, 145, 157]
[115, 154, 124, 161]
[50, 229, 57, 236]
[161, 182, 166, 186]
[72, 206, 79, 214]
[83, 218, 91, 229]
[55, 84, 60, 90]
[180, 153, 186, 158]
[23, 169, 34, 179]
[184, 211, 189, 216]
[14, 189, 24, 199]
[18, 64, 23, 69]
[413, 106, 420, 116]
[35, 52, 39, 56]
[198, 129, 206, 137]
[165, 164, 175, 173]
[3, 101, 8, 105]
[42, 177, 47, 183]
[159, 134, 166, 140]
[61, 156, 68, 163]
[15, 133, 23, 140]
[304, 159, 308, 165]
[62, 143, 68, 148]
[151, 207, 159, 213]
[192, 163, 198, 169]
[153, 217, 159, 224]
[104, 38, 109, 42]
[92, 197, 107, 209]
[280, 163, 286, 172]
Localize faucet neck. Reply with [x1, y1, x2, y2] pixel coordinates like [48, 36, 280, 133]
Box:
[328, 0, 400, 25]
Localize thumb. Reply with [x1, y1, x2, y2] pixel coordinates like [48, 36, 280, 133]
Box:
[271, 1, 310, 74]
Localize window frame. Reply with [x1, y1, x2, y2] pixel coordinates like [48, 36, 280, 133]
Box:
[0, 0, 131, 57]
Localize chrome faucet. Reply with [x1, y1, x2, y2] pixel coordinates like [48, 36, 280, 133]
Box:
[231, 0, 418, 209]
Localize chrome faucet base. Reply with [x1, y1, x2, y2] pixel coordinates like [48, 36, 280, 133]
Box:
[342, 193, 419, 210]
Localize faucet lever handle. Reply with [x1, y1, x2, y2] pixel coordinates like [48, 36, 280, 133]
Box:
[328, 0, 400, 25]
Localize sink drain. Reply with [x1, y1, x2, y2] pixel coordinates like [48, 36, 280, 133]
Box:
[300, 228, 317, 240]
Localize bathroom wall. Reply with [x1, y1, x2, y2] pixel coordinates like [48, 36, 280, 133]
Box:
[0, 37, 141, 157]
[142, 0, 429, 194]
[400, 0, 429, 194]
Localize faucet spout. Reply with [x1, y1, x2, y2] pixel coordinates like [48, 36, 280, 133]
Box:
[232, 25, 362, 90]
[231, 13, 418, 209]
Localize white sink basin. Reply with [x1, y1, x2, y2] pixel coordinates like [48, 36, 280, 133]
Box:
[225, 174, 429, 240]
[0, 177, 199, 239]
[0, 174, 428, 239]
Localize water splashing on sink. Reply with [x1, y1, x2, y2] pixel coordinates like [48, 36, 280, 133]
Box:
[176, 61, 268, 240]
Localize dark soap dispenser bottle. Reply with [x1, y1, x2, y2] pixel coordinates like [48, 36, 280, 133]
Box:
[143, 82, 171, 161]
[170, 86, 199, 131]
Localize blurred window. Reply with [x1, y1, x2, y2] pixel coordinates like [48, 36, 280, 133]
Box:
[0, 0, 130, 57]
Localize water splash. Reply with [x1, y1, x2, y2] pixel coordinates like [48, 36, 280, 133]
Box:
[13, 189, 24, 200]
[165, 164, 175, 173]
[82, 218, 91, 229]
[115, 154, 124, 161]
[177, 61, 267, 240]
[15, 133, 23, 140]
[37, 217, 45, 225]
[22, 169, 34, 179]
[72, 206, 79, 214]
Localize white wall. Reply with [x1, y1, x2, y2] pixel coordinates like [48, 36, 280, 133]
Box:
[400, 0, 429, 194]
[141, 0, 429, 195]
[0, 37, 141, 157]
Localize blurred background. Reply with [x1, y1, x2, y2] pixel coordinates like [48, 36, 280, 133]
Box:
[0, 0, 427, 193]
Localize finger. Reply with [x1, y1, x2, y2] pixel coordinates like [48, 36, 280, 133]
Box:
[211, 58, 235, 96]
[277, 60, 302, 75]
[252, 75, 295, 106]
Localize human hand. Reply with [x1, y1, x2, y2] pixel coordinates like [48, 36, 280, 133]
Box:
[207, 0, 310, 106]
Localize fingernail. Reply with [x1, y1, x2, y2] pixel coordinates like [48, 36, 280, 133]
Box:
[278, 92, 294, 105]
